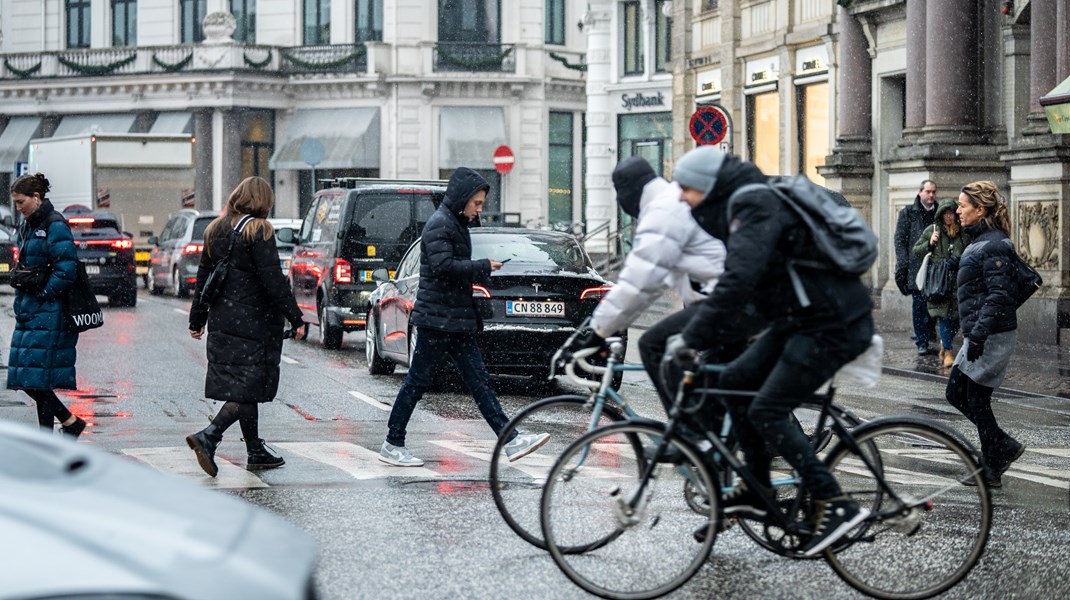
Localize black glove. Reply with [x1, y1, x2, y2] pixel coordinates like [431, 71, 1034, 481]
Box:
[945, 255, 960, 269]
[568, 326, 605, 353]
[894, 266, 910, 296]
[966, 339, 985, 362]
[665, 333, 698, 370]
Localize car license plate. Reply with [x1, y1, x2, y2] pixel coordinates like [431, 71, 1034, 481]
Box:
[85, 265, 100, 275]
[135, 251, 151, 261]
[0, 263, 8, 273]
[506, 301, 564, 317]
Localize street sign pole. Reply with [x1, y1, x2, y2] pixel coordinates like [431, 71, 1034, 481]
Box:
[300, 138, 325, 193]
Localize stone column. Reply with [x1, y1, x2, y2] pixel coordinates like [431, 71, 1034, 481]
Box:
[1058, 0, 1070, 80]
[1025, 0, 1058, 132]
[218, 109, 243, 205]
[904, 0, 926, 131]
[582, 0, 615, 248]
[924, 0, 980, 141]
[193, 110, 213, 212]
[837, 7, 871, 142]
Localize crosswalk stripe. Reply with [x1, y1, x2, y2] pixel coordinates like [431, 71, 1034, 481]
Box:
[274, 441, 438, 478]
[348, 390, 391, 411]
[281, 355, 298, 364]
[172, 308, 187, 315]
[121, 446, 268, 489]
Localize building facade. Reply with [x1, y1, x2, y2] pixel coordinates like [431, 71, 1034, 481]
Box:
[677, 0, 1070, 345]
[0, 0, 590, 232]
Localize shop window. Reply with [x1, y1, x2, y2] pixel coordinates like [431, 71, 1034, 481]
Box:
[747, 91, 780, 175]
[231, 0, 256, 43]
[112, 0, 137, 47]
[548, 112, 574, 226]
[622, 1, 644, 76]
[618, 112, 672, 245]
[241, 110, 275, 182]
[546, 0, 565, 45]
[66, 0, 91, 48]
[304, 0, 331, 45]
[797, 82, 829, 184]
[356, 0, 383, 42]
[655, 0, 671, 73]
[181, 0, 206, 43]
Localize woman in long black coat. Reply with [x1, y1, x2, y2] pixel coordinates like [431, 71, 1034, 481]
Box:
[186, 176, 308, 477]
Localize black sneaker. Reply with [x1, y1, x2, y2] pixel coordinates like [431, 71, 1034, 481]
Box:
[800, 496, 870, 557]
[962, 469, 1001, 488]
[720, 483, 773, 519]
[990, 440, 1026, 477]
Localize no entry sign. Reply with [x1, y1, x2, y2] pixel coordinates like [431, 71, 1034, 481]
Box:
[689, 106, 730, 146]
[493, 145, 515, 174]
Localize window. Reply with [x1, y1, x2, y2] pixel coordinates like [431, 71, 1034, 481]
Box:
[621, 1, 644, 76]
[702, 0, 719, 10]
[355, 0, 383, 42]
[66, 0, 91, 48]
[655, 0, 671, 73]
[353, 195, 411, 240]
[112, 0, 137, 46]
[304, 0, 331, 45]
[546, 0, 565, 45]
[438, 0, 501, 43]
[231, 0, 256, 43]
[747, 91, 780, 175]
[181, 0, 206, 43]
[547, 112, 574, 226]
[241, 110, 274, 181]
[797, 82, 829, 184]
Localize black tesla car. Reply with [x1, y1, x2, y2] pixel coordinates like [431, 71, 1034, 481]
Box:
[365, 228, 618, 383]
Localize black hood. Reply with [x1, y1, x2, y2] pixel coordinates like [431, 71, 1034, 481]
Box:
[443, 168, 491, 222]
[689, 155, 766, 240]
[612, 157, 657, 218]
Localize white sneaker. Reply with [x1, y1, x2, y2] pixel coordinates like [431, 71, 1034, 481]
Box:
[504, 431, 551, 462]
[379, 441, 425, 467]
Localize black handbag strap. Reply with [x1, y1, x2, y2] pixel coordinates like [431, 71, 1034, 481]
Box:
[216, 214, 255, 262]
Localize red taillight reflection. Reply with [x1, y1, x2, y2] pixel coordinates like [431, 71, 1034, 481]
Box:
[472, 285, 491, 298]
[334, 259, 353, 283]
[183, 243, 204, 254]
[580, 286, 613, 300]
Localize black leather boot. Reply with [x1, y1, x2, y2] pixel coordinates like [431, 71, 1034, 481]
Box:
[186, 423, 224, 477]
[246, 438, 285, 471]
[60, 416, 87, 439]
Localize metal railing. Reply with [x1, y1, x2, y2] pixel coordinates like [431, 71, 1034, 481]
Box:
[433, 42, 516, 73]
[578, 220, 627, 275]
[278, 44, 367, 74]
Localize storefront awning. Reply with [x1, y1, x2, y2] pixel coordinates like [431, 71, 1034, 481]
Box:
[150, 112, 193, 134]
[269, 108, 380, 170]
[439, 106, 506, 170]
[0, 116, 42, 173]
[54, 113, 136, 137]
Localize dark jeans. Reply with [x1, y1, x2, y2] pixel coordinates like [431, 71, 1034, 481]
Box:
[718, 315, 874, 499]
[937, 318, 959, 351]
[912, 292, 935, 349]
[387, 328, 512, 448]
[25, 389, 73, 429]
[945, 366, 1015, 466]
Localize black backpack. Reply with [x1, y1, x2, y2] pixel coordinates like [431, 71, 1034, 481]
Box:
[1003, 239, 1043, 307]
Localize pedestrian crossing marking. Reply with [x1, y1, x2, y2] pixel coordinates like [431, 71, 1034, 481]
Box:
[349, 390, 391, 411]
[1028, 448, 1070, 458]
[281, 355, 298, 364]
[121, 446, 268, 489]
[274, 441, 438, 479]
[430, 438, 638, 483]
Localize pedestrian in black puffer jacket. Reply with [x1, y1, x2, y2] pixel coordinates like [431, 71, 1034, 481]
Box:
[667, 147, 874, 556]
[945, 181, 1025, 487]
[186, 176, 309, 477]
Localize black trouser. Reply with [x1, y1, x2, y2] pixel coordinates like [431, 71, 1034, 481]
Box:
[25, 389, 73, 429]
[718, 315, 874, 499]
[945, 366, 1015, 466]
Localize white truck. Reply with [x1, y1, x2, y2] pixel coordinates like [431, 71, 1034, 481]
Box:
[27, 133, 196, 283]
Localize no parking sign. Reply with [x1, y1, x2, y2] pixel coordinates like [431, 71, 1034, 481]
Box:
[689, 105, 730, 147]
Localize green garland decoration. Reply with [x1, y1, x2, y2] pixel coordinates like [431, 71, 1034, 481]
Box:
[279, 47, 365, 69]
[548, 51, 587, 72]
[437, 45, 513, 70]
[57, 53, 136, 76]
[243, 51, 272, 69]
[152, 52, 192, 72]
[4, 60, 42, 78]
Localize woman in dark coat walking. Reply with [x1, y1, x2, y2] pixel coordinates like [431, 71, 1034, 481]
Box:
[6, 173, 85, 437]
[186, 177, 308, 477]
[946, 180, 1024, 487]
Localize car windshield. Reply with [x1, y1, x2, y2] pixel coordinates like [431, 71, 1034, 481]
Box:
[0, 227, 12, 243]
[192, 217, 214, 241]
[472, 233, 589, 271]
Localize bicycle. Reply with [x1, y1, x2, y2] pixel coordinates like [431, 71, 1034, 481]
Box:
[539, 355, 993, 600]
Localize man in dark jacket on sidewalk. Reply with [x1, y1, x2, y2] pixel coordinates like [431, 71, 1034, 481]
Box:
[894, 180, 938, 355]
[666, 147, 874, 557]
[378, 167, 549, 467]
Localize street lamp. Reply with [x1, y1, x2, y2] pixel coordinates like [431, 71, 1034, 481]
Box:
[1039, 75, 1070, 134]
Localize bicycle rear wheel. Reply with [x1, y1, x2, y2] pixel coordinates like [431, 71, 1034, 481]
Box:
[489, 395, 630, 552]
[823, 418, 992, 599]
[541, 422, 718, 600]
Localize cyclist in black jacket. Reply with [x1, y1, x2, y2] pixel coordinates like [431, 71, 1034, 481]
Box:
[665, 147, 873, 556]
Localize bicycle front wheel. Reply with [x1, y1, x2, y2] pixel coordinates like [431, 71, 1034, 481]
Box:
[541, 422, 718, 600]
[489, 395, 629, 552]
[823, 418, 992, 600]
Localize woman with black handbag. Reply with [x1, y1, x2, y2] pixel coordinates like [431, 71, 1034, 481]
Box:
[186, 176, 308, 477]
[6, 173, 86, 437]
[913, 198, 970, 367]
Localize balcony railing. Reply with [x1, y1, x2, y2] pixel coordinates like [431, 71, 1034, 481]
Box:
[278, 44, 367, 74]
[433, 42, 516, 73]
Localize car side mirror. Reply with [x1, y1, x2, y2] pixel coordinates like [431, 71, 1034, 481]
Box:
[147, 236, 159, 246]
[371, 268, 390, 283]
[275, 228, 296, 244]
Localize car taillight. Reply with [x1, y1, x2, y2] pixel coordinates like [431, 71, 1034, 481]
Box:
[111, 239, 133, 250]
[183, 243, 204, 254]
[580, 286, 613, 300]
[67, 217, 95, 225]
[12, 246, 18, 263]
[472, 285, 491, 298]
[334, 259, 353, 283]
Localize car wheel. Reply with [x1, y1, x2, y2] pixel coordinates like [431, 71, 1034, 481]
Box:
[365, 311, 395, 375]
[173, 267, 189, 298]
[318, 299, 343, 349]
[148, 272, 164, 296]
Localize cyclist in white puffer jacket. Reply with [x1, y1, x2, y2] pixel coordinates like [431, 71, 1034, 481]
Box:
[571, 157, 728, 410]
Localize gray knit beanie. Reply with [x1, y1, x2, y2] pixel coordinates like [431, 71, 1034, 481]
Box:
[672, 146, 726, 195]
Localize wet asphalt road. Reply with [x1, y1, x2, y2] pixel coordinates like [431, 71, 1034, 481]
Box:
[0, 287, 1067, 599]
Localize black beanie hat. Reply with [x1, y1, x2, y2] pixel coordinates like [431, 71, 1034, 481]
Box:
[612, 157, 657, 218]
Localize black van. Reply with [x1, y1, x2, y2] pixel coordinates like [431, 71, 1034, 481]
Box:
[287, 178, 447, 348]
